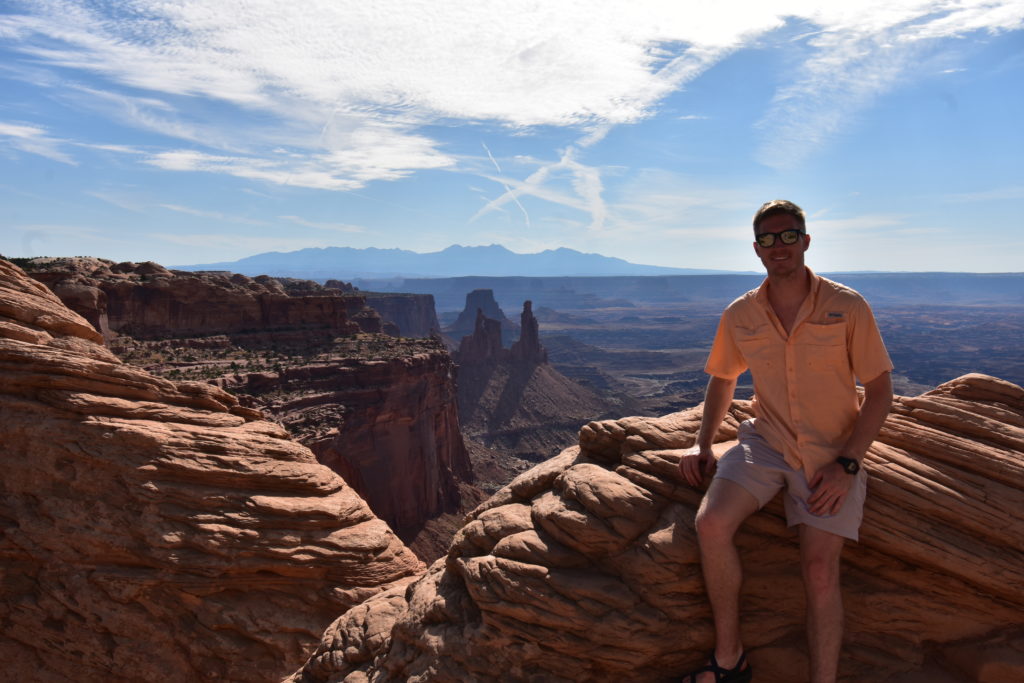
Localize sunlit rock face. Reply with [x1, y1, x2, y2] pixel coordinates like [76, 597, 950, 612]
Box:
[20, 256, 381, 340]
[290, 372, 1024, 682]
[0, 259, 423, 681]
[221, 341, 473, 539]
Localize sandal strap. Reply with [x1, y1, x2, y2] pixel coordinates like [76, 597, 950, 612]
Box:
[684, 650, 749, 682]
[709, 651, 748, 681]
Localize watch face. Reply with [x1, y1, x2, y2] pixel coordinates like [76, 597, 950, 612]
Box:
[838, 457, 859, 474]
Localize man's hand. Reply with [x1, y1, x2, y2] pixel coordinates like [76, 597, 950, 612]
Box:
[678, 444, 716, 488]
[807, 462, 855, 516]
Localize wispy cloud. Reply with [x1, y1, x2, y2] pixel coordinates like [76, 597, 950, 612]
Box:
[754, 1, 1024, 169]
[480, 141, 531, 228]
[279, 215, 365, 233]
[159, 204, 270, 226]
[812, 214, 909, 235]
[150, 232, 338, 254]
[87, 190, 145, 211]
[942, 185, 1024, 202]
[145, 136, 454, 191]
[3, 0, 1022, 199]
[0, 121, 77, 165]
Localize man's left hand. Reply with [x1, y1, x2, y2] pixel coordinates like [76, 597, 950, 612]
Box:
[807, 462, 855, 516]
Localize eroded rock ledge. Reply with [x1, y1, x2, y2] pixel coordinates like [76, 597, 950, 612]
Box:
[292, 373, 1024, 682]
[0, 259, 424, 681]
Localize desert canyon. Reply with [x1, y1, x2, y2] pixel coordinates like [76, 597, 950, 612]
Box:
[2, 256, 1023, 681]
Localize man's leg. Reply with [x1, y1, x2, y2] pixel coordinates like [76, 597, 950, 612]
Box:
[694, 478, 760, 677]
[799, 524, 846, 683]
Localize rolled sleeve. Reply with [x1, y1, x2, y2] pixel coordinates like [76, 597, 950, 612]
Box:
[705, 308, 748, 379]
[848, 299, 894, 385]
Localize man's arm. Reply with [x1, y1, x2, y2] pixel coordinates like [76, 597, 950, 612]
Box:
[678, 375, 737, 487]
[808, 370, 893, 515]
[840, 370, 893, 462]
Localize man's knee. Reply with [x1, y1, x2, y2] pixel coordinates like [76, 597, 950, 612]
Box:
[801, 531, 843, 599]
[694, 506, 734, 545]
[695, 484, 757, 545]
[802, 554, 840, 596]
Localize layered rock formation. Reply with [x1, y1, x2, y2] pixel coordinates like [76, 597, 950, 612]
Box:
[23, 257, 474, 559]
[0, 259, 424, 680]
[362, 292, 442, 338]
[291, 373, 1024, 682]
[22, 256, 386, 341]
[446, 288, 519, 346]
[218, 335, 473, 543]
[456, 301, 623, 471]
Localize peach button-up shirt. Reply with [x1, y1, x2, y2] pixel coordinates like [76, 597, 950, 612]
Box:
[705, 269, 893, 477]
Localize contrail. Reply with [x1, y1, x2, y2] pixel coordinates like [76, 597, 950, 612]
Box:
[480, 141, 531, 229]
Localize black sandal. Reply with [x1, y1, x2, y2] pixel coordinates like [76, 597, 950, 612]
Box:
[683, 650, 752, 682]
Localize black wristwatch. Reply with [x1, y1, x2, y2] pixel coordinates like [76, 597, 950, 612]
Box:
[836, 456, 860, 475]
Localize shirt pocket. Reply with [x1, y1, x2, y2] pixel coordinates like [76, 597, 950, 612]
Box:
[799, 322, 848, 372]
[733, 324, 775, 366]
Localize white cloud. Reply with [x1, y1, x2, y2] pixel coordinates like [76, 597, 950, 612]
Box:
[149, 232, 340, 254]
[145, 133, 454, 190]
[942, 185, 1024, 202]
[754, 1, 1024, 169]
[3, 0, 1022, 207]
[811, 214, 909, 234]
[0, 121, 77, 164]
[159, 204, 270, 226]
[87, 190, 144, 211]
[279, 215, 365, 233]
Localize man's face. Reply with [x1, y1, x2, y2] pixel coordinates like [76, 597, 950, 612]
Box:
[753, 213, 810, 278]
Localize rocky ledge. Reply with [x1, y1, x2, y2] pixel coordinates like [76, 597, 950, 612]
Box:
[18, 256, 390, 340]
[291, 373, 1024, 682]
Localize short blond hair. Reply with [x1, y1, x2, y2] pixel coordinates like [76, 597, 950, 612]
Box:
[753, 199, 806, 233]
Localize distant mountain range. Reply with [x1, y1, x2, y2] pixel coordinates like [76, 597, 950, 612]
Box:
[172, 245, 742, 279]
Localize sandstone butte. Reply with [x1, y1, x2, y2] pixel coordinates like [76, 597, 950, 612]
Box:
[0, 258, 424, 680]
[3, 255, 1023, 681]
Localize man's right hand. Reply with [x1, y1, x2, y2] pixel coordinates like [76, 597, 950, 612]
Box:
[678, 444, 716, 487]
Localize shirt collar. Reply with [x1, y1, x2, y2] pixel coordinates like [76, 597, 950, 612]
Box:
[753, 266, 815, 301]
[754, 267, 821, 310]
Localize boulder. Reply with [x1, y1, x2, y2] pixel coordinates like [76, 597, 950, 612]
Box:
[291, 374, 1024, 681]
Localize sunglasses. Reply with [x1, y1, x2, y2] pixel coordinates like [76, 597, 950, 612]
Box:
[755, 228, 805, 248]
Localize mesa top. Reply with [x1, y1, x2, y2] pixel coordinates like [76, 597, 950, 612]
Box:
[705, 268, 893, 478]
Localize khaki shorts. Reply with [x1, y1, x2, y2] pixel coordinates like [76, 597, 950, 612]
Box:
[715, 420, 867, 541]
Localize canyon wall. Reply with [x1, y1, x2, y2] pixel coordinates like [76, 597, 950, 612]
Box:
[362, 291, 441, 338]
[292, 372, 1024, 682]
[22, 257, 382, 340]
[22, 258, 472, 550]
[219, 338, 473, 539]
[0, 258, 423, 681]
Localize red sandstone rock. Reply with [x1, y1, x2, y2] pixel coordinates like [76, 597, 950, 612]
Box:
[0, 259, 424, 680]
[219, 337, 473, 540]
[456, 302, 622, 464]
[363, 292, 442, 338]
[509, 300, 547, 364]
[22, 257, 382, 341]
[291, 373, 1024, 682]
[446, 288, 519, 346]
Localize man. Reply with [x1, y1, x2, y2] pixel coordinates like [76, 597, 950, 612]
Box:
[678, 200, 893, 683]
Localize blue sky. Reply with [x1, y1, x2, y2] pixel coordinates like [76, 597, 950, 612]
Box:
[1, 1, 1022, 272]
